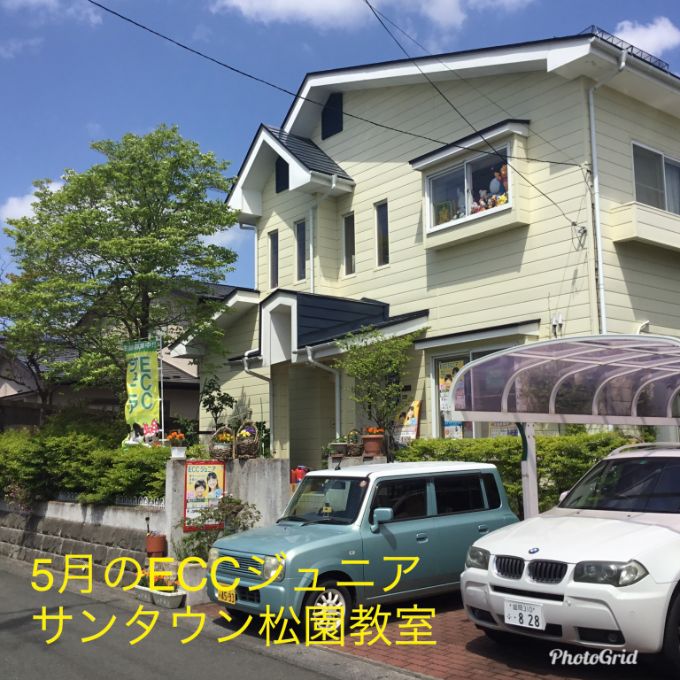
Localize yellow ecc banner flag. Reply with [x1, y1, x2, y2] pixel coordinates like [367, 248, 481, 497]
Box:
[124, 340, 160, 430]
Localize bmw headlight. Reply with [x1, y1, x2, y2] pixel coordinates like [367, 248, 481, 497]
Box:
[262, 555, 286, 582]
[208, 547, 219, 569]
[465, 546, 490, 570]
[574, 560, 648, 587]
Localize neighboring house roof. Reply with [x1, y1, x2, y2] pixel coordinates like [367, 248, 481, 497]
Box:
[264, 126, 353, 181]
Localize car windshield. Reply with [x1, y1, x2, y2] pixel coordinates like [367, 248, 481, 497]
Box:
[279, 475, 369, 524]
[560, 457, 680, 513]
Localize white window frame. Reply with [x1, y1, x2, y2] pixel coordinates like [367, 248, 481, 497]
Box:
[294, 219, 307, 282]
[375, 200, 389, 269]
[342, 212, 356, 277]
[631, 141, 680, 215]
[425, 145, 511, 234]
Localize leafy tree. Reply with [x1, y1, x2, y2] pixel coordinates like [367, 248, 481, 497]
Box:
[0, 125, 237, 415]
[335, 327, 424, 460]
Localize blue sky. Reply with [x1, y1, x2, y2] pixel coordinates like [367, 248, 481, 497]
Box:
[2, 0, 680, 289]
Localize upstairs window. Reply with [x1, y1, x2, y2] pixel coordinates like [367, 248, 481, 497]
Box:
[295, 220, 306, 281]
[375, 201, 389, 267]
[275, 156, 289, 193]
[633, 144, 680, 214]
[321, 92, 343, 140]
[269, 230, 279, 289]
[343, 213, 355, 275]
[428, 147, 509, 232]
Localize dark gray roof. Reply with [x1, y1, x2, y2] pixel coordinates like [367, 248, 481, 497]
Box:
[265, 126, 353, 181]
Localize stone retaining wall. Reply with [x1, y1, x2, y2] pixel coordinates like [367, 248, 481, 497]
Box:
[0, 504, 150, 584]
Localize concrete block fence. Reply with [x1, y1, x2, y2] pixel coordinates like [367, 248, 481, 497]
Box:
[0, 457, 291, 591]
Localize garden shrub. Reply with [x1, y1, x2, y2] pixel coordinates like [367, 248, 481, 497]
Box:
[397, 432, 630, 515]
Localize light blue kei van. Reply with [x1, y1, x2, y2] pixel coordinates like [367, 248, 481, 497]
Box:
[206, 462, 517, 620]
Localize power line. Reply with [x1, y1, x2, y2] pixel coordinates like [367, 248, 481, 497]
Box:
[361, 0, 579, 228]
[84, 0, 581, 169]
[372, 6, 588, 172]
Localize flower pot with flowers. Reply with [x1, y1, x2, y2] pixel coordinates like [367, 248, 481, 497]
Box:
[151, 574, 186, 609]
[134, 570, 155, 603]
[209, 426, 234, 460]
[167, 430, 187, 458]
[362, 427, 385, 456]
[236, 423, 259, 459]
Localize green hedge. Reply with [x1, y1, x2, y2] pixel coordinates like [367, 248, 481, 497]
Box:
[0, 411, 169, 505]
[397, 432, 630, 515]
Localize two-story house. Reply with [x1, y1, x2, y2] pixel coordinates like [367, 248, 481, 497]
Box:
[177, 28, 680, 468]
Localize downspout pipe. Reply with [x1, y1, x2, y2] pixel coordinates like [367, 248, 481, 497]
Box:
[588, 48, 627, 335]
[309, 174, 338, 294]
[305, 345, 341, 440]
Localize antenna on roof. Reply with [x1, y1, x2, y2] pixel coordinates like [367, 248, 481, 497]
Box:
[581, 25, 670, 72]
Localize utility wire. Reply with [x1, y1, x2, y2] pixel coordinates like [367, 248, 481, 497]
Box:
[84, 0, 581, 168]
[373, 6, 588, 172]
[362, 0, 578, 227]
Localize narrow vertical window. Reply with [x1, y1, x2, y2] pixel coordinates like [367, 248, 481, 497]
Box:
[321, 92, 343, 140]
[295, 220, 306, 281]
[275, 157, 289, 193]
[343, 213, 355, 275]
[269, 230, 279, 289]
[376, 201, 389, 267]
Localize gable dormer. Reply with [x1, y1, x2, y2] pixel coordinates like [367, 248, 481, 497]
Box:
[228, 125, 354, 224]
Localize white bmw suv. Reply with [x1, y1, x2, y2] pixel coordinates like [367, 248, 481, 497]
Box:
[461, 443, 680, 670]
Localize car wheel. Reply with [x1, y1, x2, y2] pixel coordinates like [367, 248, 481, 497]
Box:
[303, 579, 352, 628]
[661, 591, 680, 673]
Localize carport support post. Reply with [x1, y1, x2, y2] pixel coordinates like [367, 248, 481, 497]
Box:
[518, 422, 539, 519]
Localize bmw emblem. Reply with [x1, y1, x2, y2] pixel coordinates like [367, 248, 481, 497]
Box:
[528, 547, 540, 554]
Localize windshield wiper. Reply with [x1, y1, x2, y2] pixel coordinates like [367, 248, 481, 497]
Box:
[276, 515, 306, 523]
[301, 517, 352, 526]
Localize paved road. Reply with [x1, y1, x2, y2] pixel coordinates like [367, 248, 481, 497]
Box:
[0, 566, 334, 680]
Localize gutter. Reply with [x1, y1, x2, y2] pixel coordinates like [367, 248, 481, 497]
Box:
[305, 345, 341, 439]
[588, 46, 627, 334]
[309, 174, 337, 294]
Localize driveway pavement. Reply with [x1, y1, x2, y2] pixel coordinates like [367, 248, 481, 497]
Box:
[195, 592, 663, 680]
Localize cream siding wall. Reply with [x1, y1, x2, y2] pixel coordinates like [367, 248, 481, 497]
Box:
[257, 73, 595, 343]
[199, 307, 271, 446]
[594, 86, 680, 336]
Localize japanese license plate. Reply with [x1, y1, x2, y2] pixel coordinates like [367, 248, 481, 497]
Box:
[504, 600, 545, 630]
[217, 589, 236, 605]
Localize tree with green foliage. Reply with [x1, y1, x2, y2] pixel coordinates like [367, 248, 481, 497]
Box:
[335, 327, 424, 460]
[0, 125, 237, 417]
[200, 376, 236, 430]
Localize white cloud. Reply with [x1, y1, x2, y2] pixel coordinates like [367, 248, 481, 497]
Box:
[0, 36, 42, 58]
[210, 0, 366, 28]
[210, 0, 535, 34]
[0, 182, 63, 223]
[203, 226, 251, 249]
[0, 0, 101, 26]
[615, 17, 680, 57]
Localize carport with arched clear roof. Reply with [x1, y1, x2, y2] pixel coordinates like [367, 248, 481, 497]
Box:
[449, 335, 680, 519]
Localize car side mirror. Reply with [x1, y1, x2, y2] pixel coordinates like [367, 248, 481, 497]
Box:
[559, 490, 570, 503]
[370, 507, 394, 533]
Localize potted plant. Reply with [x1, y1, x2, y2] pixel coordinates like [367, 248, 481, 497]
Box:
[167, 430, 187, 458]
[362, 427, 385, 456]
[152, 574, 186, 609]
[326, 435, 348, 457]
[334, 327, 425, 462]
[134, 570, 155, 603]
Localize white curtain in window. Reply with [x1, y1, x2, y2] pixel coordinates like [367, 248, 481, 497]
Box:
[665, 161, 680, 215]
